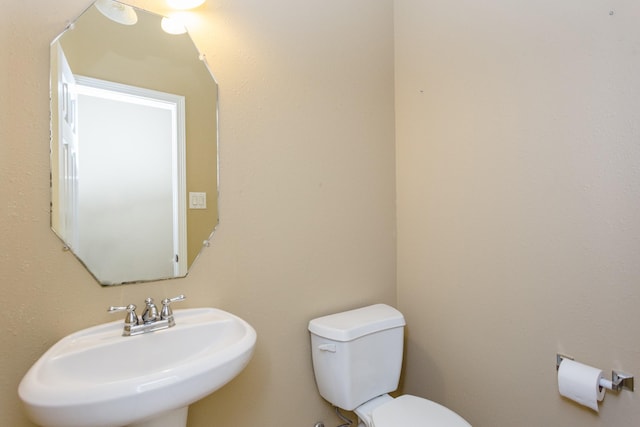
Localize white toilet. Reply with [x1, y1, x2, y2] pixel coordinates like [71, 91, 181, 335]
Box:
[308, 304, 471, 427]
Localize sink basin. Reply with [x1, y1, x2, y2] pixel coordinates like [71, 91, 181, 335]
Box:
[19, 308, 256, 427]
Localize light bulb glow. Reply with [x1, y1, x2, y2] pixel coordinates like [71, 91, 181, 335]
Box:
[161, 16, 187, 35]
[166, 0, 206, 10]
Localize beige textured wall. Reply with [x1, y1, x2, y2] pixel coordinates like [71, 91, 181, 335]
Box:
[0, 0, 395, 426]
[396, 1, 640, 426]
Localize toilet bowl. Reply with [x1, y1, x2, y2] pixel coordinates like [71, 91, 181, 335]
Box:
[355, 394, 470, 427]
[308, 304, 471, 427]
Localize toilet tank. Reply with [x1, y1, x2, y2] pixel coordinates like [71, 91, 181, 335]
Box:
[308, 304, 406, 411]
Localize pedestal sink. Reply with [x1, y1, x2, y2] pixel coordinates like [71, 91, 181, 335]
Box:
[19, 308, 256, 427]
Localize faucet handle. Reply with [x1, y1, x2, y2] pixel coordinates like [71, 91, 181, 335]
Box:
[108, 304, 139, 326]
[160, 295, 186, 325]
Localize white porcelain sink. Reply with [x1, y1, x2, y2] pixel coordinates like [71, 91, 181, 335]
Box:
[19, 308, 256, 427]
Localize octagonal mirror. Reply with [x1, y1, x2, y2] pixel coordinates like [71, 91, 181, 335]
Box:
[50, 0, 219, 285]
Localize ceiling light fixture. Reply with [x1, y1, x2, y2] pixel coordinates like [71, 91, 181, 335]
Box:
[95, 0, 138, 25]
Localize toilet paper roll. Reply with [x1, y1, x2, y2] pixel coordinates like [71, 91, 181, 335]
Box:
[558, 359, 606, 412]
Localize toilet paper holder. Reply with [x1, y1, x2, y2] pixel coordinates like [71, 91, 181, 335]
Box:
[557, 354, 635, 392]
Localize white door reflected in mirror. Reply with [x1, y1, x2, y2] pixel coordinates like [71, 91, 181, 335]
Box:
[70, 77, 187, 284]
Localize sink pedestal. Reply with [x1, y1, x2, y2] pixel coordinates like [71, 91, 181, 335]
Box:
[129, 407, 188, 427]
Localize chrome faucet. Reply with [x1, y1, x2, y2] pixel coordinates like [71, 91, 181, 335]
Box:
[108, 295, 186, 336]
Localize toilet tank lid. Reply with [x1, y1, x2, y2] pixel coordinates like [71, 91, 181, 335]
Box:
[308, 304, 405, 342]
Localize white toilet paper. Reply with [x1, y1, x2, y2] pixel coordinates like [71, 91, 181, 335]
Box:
[558, 359, 606, 412]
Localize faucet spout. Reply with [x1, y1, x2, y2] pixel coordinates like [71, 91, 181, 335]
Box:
[141, 298, 159, 323]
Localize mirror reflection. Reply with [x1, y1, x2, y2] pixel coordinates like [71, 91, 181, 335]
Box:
[50, 0, 219, 285]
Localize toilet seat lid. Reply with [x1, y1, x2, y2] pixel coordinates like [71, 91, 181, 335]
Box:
[372, 395, 471, 427]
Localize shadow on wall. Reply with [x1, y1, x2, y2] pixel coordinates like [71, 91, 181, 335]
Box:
[400, 327, 446, 402]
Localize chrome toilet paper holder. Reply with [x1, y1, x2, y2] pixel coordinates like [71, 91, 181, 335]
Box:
[557, 354, 634, 392]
